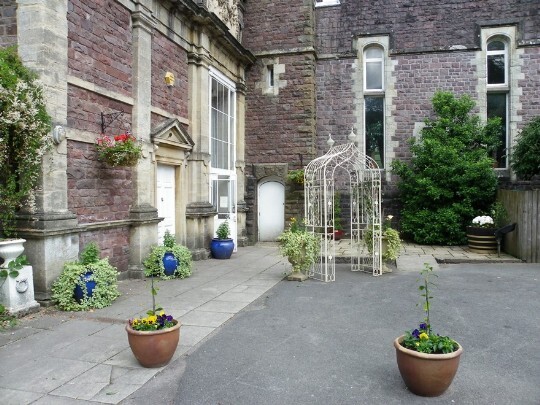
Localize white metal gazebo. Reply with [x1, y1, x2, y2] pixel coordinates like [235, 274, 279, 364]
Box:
[304, 130, 382, 282]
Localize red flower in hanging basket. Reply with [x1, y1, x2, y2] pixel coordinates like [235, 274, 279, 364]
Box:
[95, 133, 142, 167]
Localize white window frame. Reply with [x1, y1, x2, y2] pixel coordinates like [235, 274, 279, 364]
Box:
[314, 0, 340, 7]
[209, 68, 236, 175]
[363, 46, 385, 93]
[487, 39, 508, 89]
[485, 35, 510, 169]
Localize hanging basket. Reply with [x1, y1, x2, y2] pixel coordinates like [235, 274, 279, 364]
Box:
[99, 150, 141, 167]
[96, 134, 142, 167]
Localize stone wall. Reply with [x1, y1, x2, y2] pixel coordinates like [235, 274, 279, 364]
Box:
[79, 227, 130, 274]
[315, 0, 540, 55]
[67, 0, 132, 96]
[67, 140, 134, 223]
[151, 31, 189, 120]
[0, 0, 16, 47]
[519, 47, 540, 126]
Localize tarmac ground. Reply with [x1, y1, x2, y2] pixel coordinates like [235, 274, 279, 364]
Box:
[0, 242, 537, 405]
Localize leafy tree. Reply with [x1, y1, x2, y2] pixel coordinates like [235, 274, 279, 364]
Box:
[392, 91, 501, 245]
[510, 116, 540, 180]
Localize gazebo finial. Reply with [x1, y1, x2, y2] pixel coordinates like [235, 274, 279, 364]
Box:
[327, 133, 335, 149]
[348, 127, 356, 143]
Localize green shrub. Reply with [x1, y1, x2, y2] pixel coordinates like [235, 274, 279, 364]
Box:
[143, 234, 192, 280]
[392, 91, 501, 245]
[51, 243, 120, 311]
[511, 116, 540, 180]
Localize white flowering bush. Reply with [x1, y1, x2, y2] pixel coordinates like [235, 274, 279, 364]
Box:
[0, 47, 52, 237]
[471, 215, 495, 228]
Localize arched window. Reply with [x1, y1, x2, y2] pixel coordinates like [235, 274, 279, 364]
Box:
[487, 40, 507, 86]
[363, 46, 385, 167]
[364, 47, 384, 91]
[486, 38, 509, 168]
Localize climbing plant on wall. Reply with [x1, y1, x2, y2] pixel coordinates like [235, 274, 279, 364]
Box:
[0, 47, 52, 237]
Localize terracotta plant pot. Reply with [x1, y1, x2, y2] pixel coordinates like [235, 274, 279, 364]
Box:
[394, 335, 463, 397]
[126, 320, 181, 368]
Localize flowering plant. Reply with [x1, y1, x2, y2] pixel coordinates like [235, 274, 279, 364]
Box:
[401, 263, 459, 354]
[128, 274, 177, 331]
[95, 133, 142, 167]
[0, 47, 52, 237]
[129, 311, 175, 331]
[471, 215, 495, 228]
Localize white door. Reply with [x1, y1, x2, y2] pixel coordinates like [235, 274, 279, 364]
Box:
[157, 164, 176, 244]
[258, 181, 285, 241]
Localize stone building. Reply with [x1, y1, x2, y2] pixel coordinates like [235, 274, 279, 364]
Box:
[1, 0, 539, 299]
[243, 0, 540, 242]
[0, 0, 254, 302]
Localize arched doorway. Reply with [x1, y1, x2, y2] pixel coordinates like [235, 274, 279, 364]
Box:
[304, 131, 382, 281]
[258, 180, 285, 241]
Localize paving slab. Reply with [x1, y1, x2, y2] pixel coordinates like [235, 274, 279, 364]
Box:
[0, 243, 533, 404]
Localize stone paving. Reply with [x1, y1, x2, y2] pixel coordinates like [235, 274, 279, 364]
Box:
[0, 241, 523, 404]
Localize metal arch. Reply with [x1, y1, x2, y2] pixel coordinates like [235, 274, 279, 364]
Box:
[304, 131, 382, 282]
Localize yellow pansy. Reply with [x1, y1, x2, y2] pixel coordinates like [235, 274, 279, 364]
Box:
[419, 332, 429, 340]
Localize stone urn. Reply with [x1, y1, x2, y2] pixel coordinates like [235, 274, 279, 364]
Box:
[0, 238, 26, 268]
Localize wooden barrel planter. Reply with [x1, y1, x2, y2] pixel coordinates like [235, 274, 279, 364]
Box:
[466, 226, 497, 254]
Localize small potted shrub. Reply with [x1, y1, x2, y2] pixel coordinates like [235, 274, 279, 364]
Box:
[210, 220, 234, 259]
[51, 242, 120, 311]
[277, 218, 320, 281]
[364, 215, 402, 263]
[394, 263, 462, 397]
[466, 213, 497, 254]
[143, 231, 192, 279]
[126, 275, 180, 368]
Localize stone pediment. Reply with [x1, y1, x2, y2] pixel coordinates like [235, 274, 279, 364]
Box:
[151, 118, 194, 151]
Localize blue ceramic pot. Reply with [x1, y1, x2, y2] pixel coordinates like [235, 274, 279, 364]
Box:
[74, 271, 96, 303]
[162, 252, 178, 276]
[210, 238, 234, 259]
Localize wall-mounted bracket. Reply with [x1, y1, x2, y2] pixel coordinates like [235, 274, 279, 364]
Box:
[100, 111, 124, 134]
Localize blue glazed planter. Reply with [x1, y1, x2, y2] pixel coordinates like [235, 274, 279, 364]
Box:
[162, 252, 178, 276]
[210, 238, 234, 259]
[74, 271, 96, 303]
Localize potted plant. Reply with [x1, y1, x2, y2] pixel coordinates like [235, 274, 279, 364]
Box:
[277, 217, 320, 281]
[394, 263, 463, 397]
[210, 220, 234, 259]
[95, 132, 142, 167]
[466, 213, 497, 254]
[364, 215, 402, 263]
[0, 47, 52, 249]
[143, 231, 192, 279]
[126, 275, 181, 368]
[51, 242, 120, 311]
